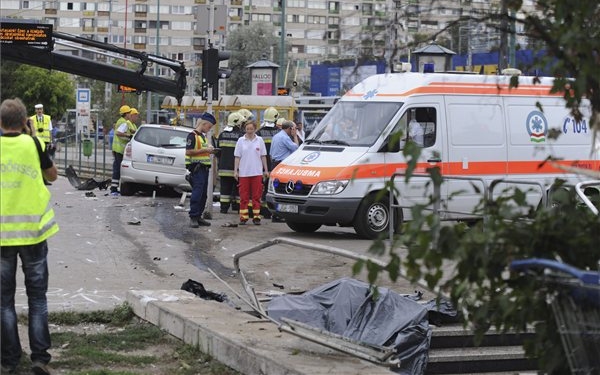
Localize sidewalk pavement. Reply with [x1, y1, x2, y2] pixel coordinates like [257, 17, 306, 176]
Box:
[127, 289, 397, 375]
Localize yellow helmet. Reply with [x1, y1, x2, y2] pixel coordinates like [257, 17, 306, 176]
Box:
[238, 108, 254, 121]
[119, 105, 131, 115]
[227, 112, 246, 126]
[263, 107, 279, 122]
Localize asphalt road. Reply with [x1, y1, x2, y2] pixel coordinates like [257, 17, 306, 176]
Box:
[12, 175, 430, 313]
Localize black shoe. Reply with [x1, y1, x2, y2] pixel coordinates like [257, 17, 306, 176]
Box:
[44, 180, 52, 186]
[197, 218, 211, 227]
[189, 218, 200, 228]
[220, 209, 229, 214]
[252, 217, 261, 225]
[31, 361, 51, 375]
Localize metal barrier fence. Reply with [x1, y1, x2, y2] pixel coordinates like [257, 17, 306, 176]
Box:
[53, 133, 112, 179]
[388, 172, 600, 241]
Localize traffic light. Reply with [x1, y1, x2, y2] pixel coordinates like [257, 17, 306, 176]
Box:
[202, 48, 231, 85]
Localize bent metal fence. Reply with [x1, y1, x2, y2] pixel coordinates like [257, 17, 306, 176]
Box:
[53, 133, 112, 179]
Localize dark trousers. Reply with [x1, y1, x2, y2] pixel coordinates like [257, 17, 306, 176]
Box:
[111, 151, 123, 191]
[219, 176, 239, 212]
[189, 165, 209, 219]
[1, 241, 51, 369]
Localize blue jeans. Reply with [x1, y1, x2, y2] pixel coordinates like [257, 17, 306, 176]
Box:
[1, 241, 51, 369]
[189, 166, 209, 219]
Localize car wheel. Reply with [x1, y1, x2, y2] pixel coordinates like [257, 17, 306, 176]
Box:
[120, 182, 136, 196]
[353, 194, 402, 239]
[286, 221, 321, 233]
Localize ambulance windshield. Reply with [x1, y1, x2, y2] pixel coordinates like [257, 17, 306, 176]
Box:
[306, 101, 402, 147]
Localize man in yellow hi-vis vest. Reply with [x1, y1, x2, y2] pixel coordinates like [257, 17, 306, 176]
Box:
[30, 104, 54, 157]
[1, 98, 59, 375]
[110, 105, 133, 196]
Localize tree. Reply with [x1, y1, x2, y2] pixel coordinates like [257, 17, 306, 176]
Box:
[357, 1, 600, 373]
[0, 62, 75, 120]
[224, 23, 279, 95]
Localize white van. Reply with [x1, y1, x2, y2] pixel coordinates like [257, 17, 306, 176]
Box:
[266, 72, 599, 239]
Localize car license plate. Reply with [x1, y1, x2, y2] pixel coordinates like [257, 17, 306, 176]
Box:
[277, 204, 298, 213]
[147, 155, 174, 165]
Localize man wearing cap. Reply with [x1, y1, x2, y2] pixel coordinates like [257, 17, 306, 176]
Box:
[185, 113, 217, 228]
[110, 105, 134, 196]
[30, 104, 54, 158]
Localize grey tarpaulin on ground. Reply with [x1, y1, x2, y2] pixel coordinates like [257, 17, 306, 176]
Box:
[266, 277, 432, 374]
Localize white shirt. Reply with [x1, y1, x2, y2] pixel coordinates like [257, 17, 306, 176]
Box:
[234, 135, 267, 177]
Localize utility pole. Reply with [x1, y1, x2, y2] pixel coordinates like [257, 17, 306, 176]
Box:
[279, 0, 286, 86]
[498, 0, 508, 71]
[203, 0, 216, 219]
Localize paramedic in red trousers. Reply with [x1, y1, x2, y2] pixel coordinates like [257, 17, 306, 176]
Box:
[256, 106, 280, 219]
[217, 112, 245, 214]
[186, 113, 217, 228]
[1, 98, 59, 375]
[269, 120, 300, 222]
[234, 120, 269, 225]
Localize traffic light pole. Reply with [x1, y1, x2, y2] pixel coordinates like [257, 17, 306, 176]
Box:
[204, 0, 216, 219]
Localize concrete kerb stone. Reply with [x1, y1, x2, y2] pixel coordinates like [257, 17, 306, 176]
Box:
[126, 290, 396, 375]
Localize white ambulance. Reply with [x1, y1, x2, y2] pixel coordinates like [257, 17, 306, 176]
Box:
[266, 71, 599, 239]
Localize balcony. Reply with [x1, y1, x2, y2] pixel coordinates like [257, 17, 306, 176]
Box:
[230, 0, 242, 5]
[327, 39, 339, 45]
[82, 26, 94, 32]
[98, 11, 109, 17]
[195, 0, 207, 4]
[134, 11, 147, 18]
[230, 16, 241, 22]
[97, 27, 108, 32]
[44, 8, 57, 15]
[134, 28, 147, 33]
[83, 11, 95, 17]
[134, 43, 146, 50]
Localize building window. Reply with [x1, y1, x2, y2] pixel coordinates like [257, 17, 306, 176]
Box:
[306, 45, 326, 54]
[287, 14, 305, 23]
[288, 0, 305, 7]
[2, 0, 19, 8]
[59, 2, 80, 11]
[171, 5, 191, 14]
[307, 15, 326, 24]
[82, 2, 95, 11]
[133, 35, 147, 44]
[172, 21, 192, 30]
[307, 0, 326, 10]
[171, 37, 191, 46]
[328, 16, 339, 25]
[59, 18, 81, 27]
[341, 16, 360, 26]
[97, 2, 110, 11]
[306, 30, 323, 39]
[251, 13, 271, 22]
[149, 20, 170, 29]
[134, 4, 147, 12]
[43, 17, 58, 27]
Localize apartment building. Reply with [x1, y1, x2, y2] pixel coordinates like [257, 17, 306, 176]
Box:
[1, 0, 534, 94]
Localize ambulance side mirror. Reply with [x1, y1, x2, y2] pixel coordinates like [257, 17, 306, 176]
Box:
[380, 132, 402, 153]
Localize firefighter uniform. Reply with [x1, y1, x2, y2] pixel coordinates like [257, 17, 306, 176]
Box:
[217, 112, 244, 213]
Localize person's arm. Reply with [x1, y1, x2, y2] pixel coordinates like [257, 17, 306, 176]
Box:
[233, 156, 240, 180]
[285, 135, 299, 152]
[261, 155, 269, 179]
[34, 136, 58, 182]
[43, 164, 58, 182]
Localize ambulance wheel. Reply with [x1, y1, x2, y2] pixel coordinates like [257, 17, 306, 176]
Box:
[286, 221, 321, 233]
[354, 195, 402, 240]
